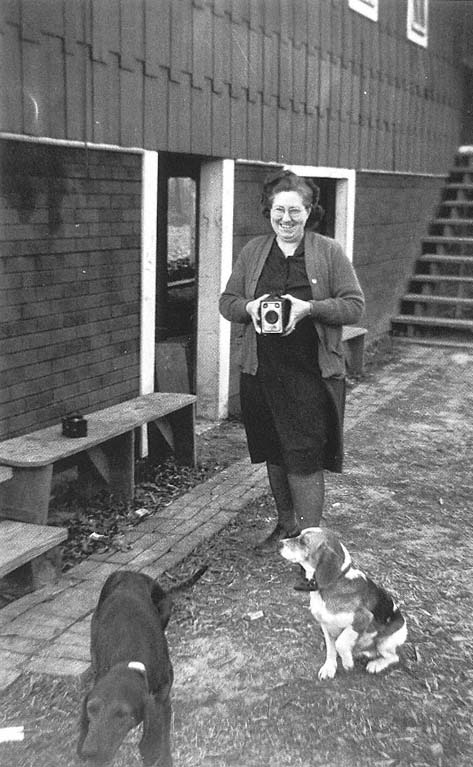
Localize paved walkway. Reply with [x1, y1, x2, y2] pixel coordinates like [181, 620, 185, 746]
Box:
[0, 343, 457, 691]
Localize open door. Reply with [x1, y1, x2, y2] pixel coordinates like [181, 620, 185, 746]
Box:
[155, 153, 201, 393]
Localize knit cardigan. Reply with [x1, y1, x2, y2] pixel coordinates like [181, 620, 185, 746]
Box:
[219, 231, 365, 379]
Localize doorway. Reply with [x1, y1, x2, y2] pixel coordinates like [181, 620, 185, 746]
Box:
[155, 153, 201, 394]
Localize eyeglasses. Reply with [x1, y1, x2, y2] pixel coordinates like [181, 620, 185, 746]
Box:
[270, 206, 308, 219]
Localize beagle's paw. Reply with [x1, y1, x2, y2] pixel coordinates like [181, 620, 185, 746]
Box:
[318, 661, 337, 680]
[366, 656, 398, 674]
[340, 656, 354, 672]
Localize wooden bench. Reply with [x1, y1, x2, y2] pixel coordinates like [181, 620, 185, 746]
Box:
[342, 326, 367, 375]
[0, 392, 197, 526]
[0, 520, 68, 589]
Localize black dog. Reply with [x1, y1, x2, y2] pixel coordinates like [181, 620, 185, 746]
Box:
[77, 567, 206, 766]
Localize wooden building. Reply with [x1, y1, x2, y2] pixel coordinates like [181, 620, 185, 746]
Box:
[0, 0, 472, 436]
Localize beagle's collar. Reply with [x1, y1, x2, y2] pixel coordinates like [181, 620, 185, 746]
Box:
[301, 561, 353, 592]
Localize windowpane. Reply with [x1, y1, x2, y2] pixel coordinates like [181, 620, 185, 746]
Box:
[408, 0, 428, 47]
[166, 177, 197, 337]
[348, 0, 378, 22]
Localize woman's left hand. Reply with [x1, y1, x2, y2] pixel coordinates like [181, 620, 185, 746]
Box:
[281, 294, 311, 336]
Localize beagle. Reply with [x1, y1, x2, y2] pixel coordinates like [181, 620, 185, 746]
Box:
[279, 527, 407, 680]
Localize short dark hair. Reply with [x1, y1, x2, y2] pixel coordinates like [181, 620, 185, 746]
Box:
[260, 169, 324, 229]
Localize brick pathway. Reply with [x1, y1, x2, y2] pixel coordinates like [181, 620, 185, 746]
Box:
[0, 343, 451, 691]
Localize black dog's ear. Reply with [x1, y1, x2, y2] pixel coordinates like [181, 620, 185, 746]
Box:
[77, 693, 90, 759]
[139, 694, 173, 767]
[151, 582, 173, 630]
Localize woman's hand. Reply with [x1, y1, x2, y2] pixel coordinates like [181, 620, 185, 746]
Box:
[245, 294, 270, 334]
[281, 294, 311, 335]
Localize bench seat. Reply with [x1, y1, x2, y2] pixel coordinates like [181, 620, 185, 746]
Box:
[0, 520, 67, 580]
[0, 393, 196, 525]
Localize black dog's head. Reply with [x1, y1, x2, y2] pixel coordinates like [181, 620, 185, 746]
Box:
[77, 662, 172, 767]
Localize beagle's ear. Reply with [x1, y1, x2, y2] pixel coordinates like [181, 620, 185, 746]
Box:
[315, 542, 344, 588]
[139, 694, 172, 767]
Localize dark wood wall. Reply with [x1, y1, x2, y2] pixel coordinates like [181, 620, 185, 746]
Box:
[0, 0, 467, 173]
[353, 171, 445, 339]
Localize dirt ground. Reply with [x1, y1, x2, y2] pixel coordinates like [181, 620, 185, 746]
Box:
[1, 347, 473, 767]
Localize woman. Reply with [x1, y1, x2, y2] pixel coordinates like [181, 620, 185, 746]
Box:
[219, 170, 365, 561]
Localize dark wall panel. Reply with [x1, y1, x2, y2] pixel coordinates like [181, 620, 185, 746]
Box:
[353, 172, 445, 339]
[0, 140, 141, 439]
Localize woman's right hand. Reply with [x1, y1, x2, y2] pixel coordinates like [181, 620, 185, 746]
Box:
[245, 294, 270, 334]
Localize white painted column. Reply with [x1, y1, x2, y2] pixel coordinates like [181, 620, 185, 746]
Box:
[196, 159, 235, 420]
[139, 150, 158, 453]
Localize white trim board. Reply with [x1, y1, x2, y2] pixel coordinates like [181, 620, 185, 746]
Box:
[285, 164, 356, 262]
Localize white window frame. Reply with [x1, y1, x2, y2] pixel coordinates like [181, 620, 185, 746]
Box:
[348, 0, 378, 23]
[407, 0, 428, 47]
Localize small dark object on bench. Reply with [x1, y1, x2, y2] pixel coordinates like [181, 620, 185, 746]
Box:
[62, 414, 88, 438]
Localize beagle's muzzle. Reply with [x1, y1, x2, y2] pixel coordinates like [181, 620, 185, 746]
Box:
[280, 527, 407, 680]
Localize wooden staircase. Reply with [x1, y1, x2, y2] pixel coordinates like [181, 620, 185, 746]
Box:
[391, 147, 473, 347]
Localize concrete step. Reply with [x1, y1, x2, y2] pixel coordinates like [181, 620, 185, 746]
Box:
[418, 253, 473, 264]
[431, 218, 473, 226]
[410, 274, 473, 285]
[440, 200, 473, 207]
[393, 336, 473, 349]
[422, 235, 473, 246]
[402, 294, 473, 307]
[391, 314, 473, 330]
[445, 182, 473, 191]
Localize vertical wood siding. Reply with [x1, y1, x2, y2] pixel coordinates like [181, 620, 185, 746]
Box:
[0, 0, 466, 173]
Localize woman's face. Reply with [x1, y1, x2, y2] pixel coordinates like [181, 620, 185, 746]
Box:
[269, 190, 310, 244]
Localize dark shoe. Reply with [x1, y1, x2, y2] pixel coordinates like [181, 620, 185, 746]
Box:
[254, 524, 299, 552]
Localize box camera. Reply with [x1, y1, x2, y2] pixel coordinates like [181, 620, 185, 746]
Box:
[62, 413, 88, 438]
[260, 295, 290, 335]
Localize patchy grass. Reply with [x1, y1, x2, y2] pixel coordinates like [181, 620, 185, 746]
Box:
[1, 345, 472, 767]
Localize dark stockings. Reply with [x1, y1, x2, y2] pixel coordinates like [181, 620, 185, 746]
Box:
[266, 462, 325, 532]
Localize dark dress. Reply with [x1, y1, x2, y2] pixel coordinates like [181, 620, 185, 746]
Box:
[240, 238, 339, 475]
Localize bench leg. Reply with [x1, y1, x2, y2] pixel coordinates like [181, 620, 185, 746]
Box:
[80, 432, 135, 502]
[167, 404, 196, 466]
[2, 546, 63, 596]
[0, 465, 53, 524]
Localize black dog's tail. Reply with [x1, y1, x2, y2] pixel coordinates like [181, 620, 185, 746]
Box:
[166, 564, 208, 595]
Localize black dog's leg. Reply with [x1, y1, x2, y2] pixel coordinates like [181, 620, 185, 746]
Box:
[140, 694, 173, 767]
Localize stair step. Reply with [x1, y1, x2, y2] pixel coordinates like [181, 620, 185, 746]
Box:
[432, 218, 473, 226]
[440, 200, 473, 207]
[0, 520, 68, 579]
[391, 315, 473, 330]
[410, 274, 473, 285]
[445, 182, 473, 190]
[418, 253, 473, 264]
[449, 167, 473, 175]
[402, 293, 473, 306]
[394, 336, 473, 350]
[422, 235, 473, 245]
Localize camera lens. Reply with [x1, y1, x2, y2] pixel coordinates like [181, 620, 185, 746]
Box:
[264, 309, 279, 325]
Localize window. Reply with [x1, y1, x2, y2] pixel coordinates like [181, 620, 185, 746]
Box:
[166, 176, 197, 337]
[407, 0, 428, 47]
[348, 0, 378, 23]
